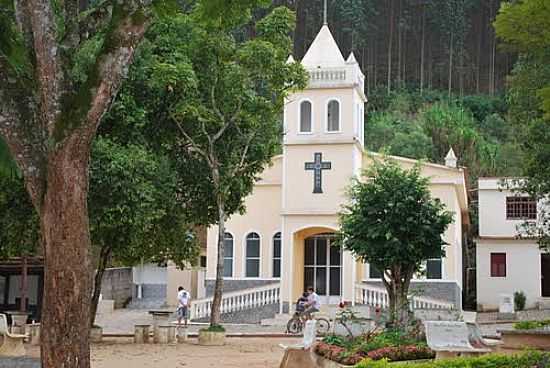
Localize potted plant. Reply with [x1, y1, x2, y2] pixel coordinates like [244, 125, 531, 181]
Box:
[90, 325, 103, 343]
[198, 324, 225, 346]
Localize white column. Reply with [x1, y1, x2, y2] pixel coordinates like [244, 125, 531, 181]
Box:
[342, 249, 355, 302]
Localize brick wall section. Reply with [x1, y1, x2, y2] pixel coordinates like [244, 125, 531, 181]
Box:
[101, 267, 133, 308]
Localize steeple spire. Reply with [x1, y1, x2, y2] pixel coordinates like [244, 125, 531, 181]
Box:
[323, 0, 328, 25]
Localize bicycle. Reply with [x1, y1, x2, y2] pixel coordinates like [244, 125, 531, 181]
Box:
[286, 310, 331, 336]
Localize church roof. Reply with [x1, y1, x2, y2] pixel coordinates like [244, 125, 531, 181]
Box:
[301, 25, 346, 68]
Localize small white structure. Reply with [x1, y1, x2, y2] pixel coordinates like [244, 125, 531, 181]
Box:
[476, 178, 550, 311]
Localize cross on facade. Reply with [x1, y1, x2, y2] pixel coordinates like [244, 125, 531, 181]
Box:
[305, 152, 331, 194]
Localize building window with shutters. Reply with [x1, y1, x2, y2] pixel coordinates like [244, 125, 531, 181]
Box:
[273, 232, 281, 278]
[369, 264, 383, 279]
[245, 232, 261, 278]
[490, 253, 506, 277]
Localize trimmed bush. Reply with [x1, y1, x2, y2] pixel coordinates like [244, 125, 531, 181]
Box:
[514, 291, 527, 311]
[355, 351, 550, 368]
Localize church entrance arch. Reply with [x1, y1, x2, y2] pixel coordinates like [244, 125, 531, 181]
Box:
[303, 233, 341, 304]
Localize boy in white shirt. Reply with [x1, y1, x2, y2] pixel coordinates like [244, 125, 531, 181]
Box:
[176, 286, 191, 327]
[304, 286, 321, 320]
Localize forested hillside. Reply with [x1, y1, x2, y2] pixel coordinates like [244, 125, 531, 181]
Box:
[274, 0, 514, 96]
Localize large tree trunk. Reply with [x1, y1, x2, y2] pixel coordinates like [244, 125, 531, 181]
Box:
[382, 266, 412, 330]
[90, 246, 112, 328]
[40, 140, 93, 368]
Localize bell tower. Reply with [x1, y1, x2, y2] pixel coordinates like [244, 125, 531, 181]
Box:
[282, 24, 367, 213]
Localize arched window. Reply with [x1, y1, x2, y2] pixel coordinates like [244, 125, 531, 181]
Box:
[327, 100, 340, 132]
[223, 233, 234, 278]
[272, 232, 281, 278]
[300, 101, 312, 133]
[246, 233, 261, 277]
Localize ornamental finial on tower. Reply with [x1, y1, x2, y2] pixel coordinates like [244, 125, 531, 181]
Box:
[445, 147, 458, 168]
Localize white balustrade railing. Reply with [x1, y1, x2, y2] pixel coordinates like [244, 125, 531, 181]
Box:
[190, 283, 281, 320]
[354, 283, 454, 310]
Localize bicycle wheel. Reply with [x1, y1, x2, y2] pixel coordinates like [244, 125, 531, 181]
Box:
[316, 318, 330, 336]
[286, 317, 303, 335]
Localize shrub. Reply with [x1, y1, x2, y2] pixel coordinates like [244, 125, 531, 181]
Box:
[514, 319, 550, 330]
[514, 291, 527, 311]
[355, 351, 550, 368]
[366, 345, 434, 361]
[201, 324, 225, 333]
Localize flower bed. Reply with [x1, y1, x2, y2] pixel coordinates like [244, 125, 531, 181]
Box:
[355, 351, 550, 367]
[315, 330, 434, 366]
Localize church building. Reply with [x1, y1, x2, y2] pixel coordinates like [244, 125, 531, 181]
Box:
[170, 25, 469, 312]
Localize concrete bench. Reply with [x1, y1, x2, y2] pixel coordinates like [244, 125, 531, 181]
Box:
[134, 325, 150, 344]
[148, 310, 172, 342]
[155, 325, 175, 344]
[0, 314, 26, 357]
[0, 357, 40, 367]
[425, 321, 492, 360]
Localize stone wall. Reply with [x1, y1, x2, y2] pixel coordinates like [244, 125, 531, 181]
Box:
[204, 279, 279, 296]
[101, 267, 133, 308]
[363, 281, 462, 309]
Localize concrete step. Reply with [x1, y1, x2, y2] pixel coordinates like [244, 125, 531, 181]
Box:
[538, 298, 550, 310]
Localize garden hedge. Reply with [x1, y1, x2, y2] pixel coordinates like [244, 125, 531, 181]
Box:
[355, 351, 550, 368]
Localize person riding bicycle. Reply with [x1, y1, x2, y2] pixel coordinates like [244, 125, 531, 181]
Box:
[303, 286, 321, 320]
[295, 292, 309, 313]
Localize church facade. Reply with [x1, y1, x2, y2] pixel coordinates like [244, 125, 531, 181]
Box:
[199, 25, 469, 309]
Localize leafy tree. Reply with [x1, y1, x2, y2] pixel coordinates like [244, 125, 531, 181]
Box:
[338, 160, 453, 329]
[88, 138, 199, 327]
[0, 0, 168, 364]
[495, 0, 550, 250]
[141, 6, 307, 326]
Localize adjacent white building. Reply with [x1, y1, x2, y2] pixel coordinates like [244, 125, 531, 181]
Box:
[476, 178, 550, 311]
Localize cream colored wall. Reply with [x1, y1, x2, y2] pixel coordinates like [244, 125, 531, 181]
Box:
[284, 88, 364, 146]
[283, 143, 358, 214]
[476, 239, 542, 310]
[206, 158, 283, 280]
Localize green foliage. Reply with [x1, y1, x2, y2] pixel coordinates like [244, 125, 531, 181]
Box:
[338, 159, 453, 327]
[339, 159, 453, 274]
[495, 0, 550, 252]
[88, 137, 199, 268]
[364, 89, 523, 180]
[494, 0, 550, 56]
[355, 350, 550, 368]
[513, 291, 526, 312]
[0, 175, 39, 258]
[514, 320, 550, 331]
[202, 324, 225, 332]
[194, 0, 270, 29]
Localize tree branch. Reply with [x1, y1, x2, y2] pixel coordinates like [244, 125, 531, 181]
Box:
[27, 0, 63, 134]
[54, 0, 153, 147]
[231, 132, 256, 177]
[174, 120, 209, 159]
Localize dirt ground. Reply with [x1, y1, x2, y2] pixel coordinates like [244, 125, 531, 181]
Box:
[27, 337, 301, 368]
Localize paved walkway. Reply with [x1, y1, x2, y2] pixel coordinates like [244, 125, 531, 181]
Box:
[96, 309, 288, 335]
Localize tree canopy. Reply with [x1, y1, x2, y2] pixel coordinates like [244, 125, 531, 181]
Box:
[338, 159, 453, 328]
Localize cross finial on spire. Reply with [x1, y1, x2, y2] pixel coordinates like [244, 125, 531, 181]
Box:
[323, 0, 328, 25]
